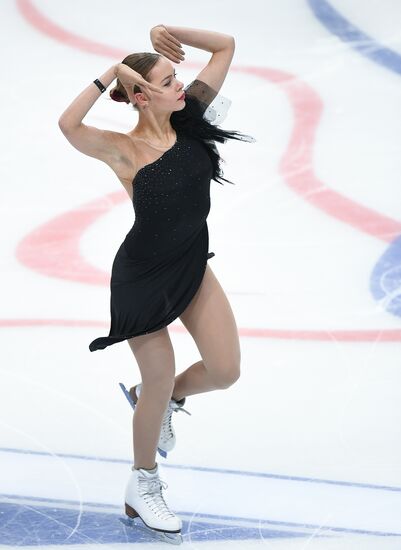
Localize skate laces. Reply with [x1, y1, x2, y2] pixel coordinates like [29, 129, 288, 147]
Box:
[160, 399, 191, 443]
[138, 474, 176, 520]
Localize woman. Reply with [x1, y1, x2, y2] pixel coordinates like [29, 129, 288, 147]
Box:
[58, 24, 254, 544]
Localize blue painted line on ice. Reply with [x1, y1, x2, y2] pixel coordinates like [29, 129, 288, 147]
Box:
[1, 493, 400, 541]
[0, 496, 314, 545]
[307, 0, 401, 76]
[370, 234, 401, 317]
[1, 446, 401, 492]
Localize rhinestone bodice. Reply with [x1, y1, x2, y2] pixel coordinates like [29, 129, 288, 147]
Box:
[122, 130, 213, 261]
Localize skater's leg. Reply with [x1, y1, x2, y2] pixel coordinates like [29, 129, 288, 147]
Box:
[175, 264, 241, 401]
[171, 359, 219, 401]
[127, 327, 175, 469]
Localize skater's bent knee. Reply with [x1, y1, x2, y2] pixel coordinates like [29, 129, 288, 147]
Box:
[211, 365, 241, 389]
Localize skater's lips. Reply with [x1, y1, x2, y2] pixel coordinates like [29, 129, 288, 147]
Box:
[178, 92, 185, 100]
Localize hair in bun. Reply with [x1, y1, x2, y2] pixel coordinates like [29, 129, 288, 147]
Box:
[109, 87, 129, 103]
[109, 52, 161, 109]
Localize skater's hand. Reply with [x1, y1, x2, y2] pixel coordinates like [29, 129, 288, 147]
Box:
[115, 64, 164, 104]
[150, 25, 185, 64]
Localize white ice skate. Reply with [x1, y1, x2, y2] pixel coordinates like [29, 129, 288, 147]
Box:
[119, 382, 191, 458]
[124, 463, 183, 544]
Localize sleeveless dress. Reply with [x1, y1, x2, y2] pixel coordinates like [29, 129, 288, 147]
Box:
[89, 81, 220, 352]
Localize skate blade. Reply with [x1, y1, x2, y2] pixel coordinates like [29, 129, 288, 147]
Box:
[119, 382, 136, 410]
[119, 383, 169, 460]
[119, 516, 183, 545]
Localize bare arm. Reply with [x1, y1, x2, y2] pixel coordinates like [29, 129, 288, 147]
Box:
[151, 25, 234, 98]
[58, 64, 164, 164]
[160, 25, 234, 54]
[58, 64, 122, 163]
[58, 65, 118, 129]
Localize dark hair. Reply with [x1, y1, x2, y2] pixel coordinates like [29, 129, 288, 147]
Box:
[109, 52, 160, 105]
[171, 90, 255, 186]
[110, 52, 255, 186]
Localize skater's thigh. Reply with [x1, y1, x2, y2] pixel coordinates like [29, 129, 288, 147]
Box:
[179, 264, 241, 380]
[127, 327, 175, 385]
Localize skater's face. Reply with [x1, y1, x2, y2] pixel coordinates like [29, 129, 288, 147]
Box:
[144, 58, 186, 114]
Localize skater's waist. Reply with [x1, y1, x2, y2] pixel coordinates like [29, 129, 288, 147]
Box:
[121, 220, 208, 262]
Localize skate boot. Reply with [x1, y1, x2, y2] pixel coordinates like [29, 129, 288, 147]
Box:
[119, 382, 191, 458]
[124, 463, 183, 544]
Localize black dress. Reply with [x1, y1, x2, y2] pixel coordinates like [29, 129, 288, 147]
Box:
[89, 83, 218, 352]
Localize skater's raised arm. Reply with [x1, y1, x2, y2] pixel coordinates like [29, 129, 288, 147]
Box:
[58, 65, 118, 132]
[150, 25, 235, 100]
[57, 63, 164, 163]
[151, 24, 234, 56]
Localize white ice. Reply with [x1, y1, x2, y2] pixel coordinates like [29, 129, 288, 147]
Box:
[1, 0, 401, 547]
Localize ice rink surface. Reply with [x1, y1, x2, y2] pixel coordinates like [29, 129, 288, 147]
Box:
[1, 0, 401, 547]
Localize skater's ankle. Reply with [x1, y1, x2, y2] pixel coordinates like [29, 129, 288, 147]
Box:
[134, 463, 157, 473]
[172, 394, 184, 403]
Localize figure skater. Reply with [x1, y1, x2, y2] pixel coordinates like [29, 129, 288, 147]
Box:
[58, 24, 254, 544]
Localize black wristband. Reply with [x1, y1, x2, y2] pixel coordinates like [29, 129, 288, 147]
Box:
[93, 78, 106, 93]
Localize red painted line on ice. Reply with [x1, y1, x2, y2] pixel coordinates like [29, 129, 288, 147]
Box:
[0, 319, 107, 328]
[15, 191, 124, 286]
[13, 0, 401, 342]
[1, 318, 401, 341]
[16, 0, 127, 58]
[237, 65, 401, 242]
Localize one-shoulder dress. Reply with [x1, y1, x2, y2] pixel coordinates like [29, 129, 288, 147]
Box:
[89, 80, 221, 352]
